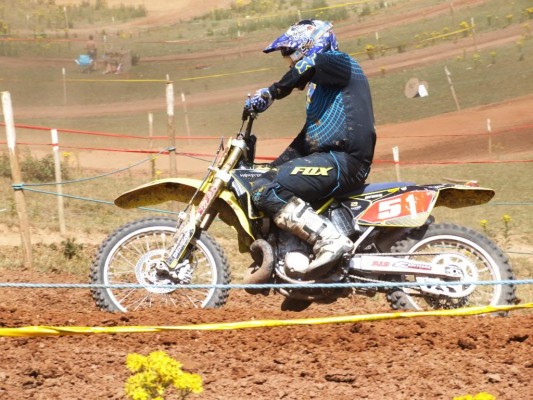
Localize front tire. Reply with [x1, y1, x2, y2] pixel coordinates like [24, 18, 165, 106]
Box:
[387, 223, 515, 310]
[90, 217, 230, 312]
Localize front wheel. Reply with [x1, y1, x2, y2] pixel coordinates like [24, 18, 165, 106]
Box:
[387, 223, 516, 310]
[90, 217, 231, 312]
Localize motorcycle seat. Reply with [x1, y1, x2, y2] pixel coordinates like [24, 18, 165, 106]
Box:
[337, 182, 415, 198]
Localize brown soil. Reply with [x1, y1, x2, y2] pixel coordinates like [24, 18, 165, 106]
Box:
[0, 270, 531, 400]
[1, 1, 532, 399]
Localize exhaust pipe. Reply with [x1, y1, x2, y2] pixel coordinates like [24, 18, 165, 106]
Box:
[243, 239, 274, 294]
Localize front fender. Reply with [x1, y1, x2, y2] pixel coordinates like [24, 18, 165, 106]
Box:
[115, 178, 254, 251]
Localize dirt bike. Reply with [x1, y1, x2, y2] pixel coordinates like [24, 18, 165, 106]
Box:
[90, 108, 516, 312]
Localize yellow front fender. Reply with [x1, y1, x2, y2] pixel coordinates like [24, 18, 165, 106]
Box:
[115, 178, 255, 252]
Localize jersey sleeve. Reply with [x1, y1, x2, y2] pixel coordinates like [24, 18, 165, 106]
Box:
[267, 52, 352, 100]
[267, 58, 316, 100]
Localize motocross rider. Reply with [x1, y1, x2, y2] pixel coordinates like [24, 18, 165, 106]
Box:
[245, 19, 376, 278]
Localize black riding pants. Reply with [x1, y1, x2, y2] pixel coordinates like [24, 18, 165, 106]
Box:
[251, 151, 370, 216]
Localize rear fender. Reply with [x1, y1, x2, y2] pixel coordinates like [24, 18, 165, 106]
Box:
[114, 178, 254, 251]
[434, 185, 495, 208]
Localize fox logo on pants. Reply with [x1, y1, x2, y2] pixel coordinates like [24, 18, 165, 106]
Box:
[290, 166, 333, 176]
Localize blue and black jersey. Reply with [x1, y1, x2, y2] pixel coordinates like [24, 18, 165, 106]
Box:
[267, 51, 376, 166]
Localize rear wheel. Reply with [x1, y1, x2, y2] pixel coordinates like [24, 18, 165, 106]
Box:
[387, 223, 515, 310]
[90, 217, 230, 312]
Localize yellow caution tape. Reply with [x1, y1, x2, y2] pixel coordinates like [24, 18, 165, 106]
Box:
[65, 68, 272, 84]
[1, 303, 531, 337]
[66, 79, 168, 83]
[179, 67, 271, 81]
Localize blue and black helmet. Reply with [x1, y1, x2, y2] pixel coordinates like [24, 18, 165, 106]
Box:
[263, 19, 338, 63]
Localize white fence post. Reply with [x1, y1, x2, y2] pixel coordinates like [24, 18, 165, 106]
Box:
[444, 66, 461, 111]
[181, 92, 192, 145]
[487, 118, 492, 158]
[51, 129, 66, 235]
[392, 146, 401, 182]
[166, 76, 177, 177]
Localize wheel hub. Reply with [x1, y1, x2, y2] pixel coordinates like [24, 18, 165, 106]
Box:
[135, 250, 176, 294]
[417, 253, 478, 298]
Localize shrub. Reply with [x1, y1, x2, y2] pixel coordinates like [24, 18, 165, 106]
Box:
[0, 151, 71, 182]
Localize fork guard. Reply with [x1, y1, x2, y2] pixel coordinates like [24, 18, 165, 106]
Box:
[114, 178, 255, 252]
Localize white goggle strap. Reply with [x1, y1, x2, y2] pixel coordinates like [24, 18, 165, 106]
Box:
[308, 22, 332, 45]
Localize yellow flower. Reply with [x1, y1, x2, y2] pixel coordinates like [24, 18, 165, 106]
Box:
[125, 351, 202, 400]
[502, 214, 512, 223]
[479, 219, 488, 228]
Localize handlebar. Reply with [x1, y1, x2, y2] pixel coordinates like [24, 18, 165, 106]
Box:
[240, 105, 257, 140]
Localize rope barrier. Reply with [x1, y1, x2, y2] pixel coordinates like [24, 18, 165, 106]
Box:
[3, 120, 532, 142]
[0, 279, 530, 290]
[3, 140, 532, 165]
[0, 303, 531, 337]
[16, 186, 180, 215]
[17, 146, 173, 187]
[8, 144, 532, 212]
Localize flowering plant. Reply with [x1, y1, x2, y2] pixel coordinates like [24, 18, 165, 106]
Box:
[125, 351, 203, 400]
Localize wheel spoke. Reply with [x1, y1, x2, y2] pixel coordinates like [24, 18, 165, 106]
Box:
[93, 219, 229, 312]
[388, 224, 514, 311]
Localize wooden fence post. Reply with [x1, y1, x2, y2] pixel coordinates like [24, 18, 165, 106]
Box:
[62, 67, 67, 106]
[2, 91, 33, 267]
[444, 66, 461, 111]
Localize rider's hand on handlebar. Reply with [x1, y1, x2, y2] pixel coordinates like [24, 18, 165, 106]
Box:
[245, 88, 273, 114]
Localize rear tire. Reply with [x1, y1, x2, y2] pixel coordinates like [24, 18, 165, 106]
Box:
[90, 217, 230, 312]
[387, 223, 515, 311]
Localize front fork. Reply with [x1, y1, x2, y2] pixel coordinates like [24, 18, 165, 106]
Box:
[164, 140, 247, 270]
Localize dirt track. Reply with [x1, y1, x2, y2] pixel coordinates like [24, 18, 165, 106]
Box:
[1, 1, 532, 399]
[0, 270, 531, 400]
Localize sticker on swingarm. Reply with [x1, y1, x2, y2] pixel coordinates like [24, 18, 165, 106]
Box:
[349, 255, 463, 279]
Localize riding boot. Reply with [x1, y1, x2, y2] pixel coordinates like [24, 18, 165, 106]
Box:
[273, 197, 353, 277]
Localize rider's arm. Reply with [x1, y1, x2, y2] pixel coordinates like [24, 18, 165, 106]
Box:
[268, 52, 352, 99]
[267, 58, 315, 99]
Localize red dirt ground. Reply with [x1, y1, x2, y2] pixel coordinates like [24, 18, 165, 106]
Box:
[1, 1, 532, 399]
[0, 270, 531, 400]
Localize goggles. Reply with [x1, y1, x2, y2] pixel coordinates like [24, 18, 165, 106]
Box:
[280, 47, 296, 57]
